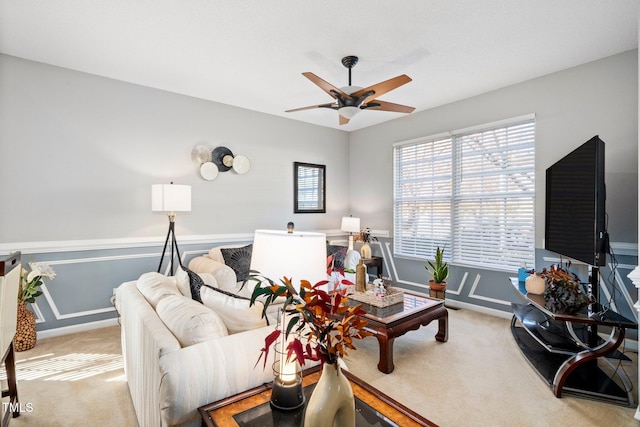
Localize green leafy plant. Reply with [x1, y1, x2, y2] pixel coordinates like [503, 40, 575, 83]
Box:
[425, 246, 449, 284]
[245, 273, 372, 368]
[20, 262, 56, 303]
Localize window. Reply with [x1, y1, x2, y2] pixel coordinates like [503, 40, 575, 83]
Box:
[294, 162, 326, 213]
[393, 115, 535, 270]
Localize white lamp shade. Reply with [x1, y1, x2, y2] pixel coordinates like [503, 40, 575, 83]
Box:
[341, 216, 361, 233]
[152, 184, 192, 212]
[250, 229, 327, 287]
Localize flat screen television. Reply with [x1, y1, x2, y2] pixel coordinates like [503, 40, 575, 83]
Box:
[545, 135, 606, 267]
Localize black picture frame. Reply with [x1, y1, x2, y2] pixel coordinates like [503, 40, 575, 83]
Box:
[294, 162, 326, 213]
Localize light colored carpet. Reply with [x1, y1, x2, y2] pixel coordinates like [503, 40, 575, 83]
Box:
[1, 307, 637, 426]
[2, 326, 137, 427]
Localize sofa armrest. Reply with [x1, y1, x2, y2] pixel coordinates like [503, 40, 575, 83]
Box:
[158, 325, 280, 425]
[115, 281, 181, 427]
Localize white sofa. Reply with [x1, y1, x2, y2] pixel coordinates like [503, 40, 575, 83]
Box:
[114, 243, 359, 427]
[114, 268, 279, 427]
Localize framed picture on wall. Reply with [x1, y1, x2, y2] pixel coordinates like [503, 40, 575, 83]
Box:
[294, 162, 326, 213]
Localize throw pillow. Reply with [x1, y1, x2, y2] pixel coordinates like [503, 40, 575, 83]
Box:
[136, 272, 182, 308]
[188, 256, 238, 290]
[343, 249, 361, 271]
[327, 245, 348, 270]
[176, 266, 218, 299]
[199, 284, 268, 334]
[220, 243, 253, 283]
[183, 266, 206, 303]
[174, 267, 193, 297]
[156, 295, 228, 347]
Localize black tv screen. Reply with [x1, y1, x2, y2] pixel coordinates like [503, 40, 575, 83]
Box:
[545, 135, 606, 267]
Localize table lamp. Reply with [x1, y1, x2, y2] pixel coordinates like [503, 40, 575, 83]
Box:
[250, 228, 326, 411]
[341, 216, 360, 250]
[152, 182, 191, 275]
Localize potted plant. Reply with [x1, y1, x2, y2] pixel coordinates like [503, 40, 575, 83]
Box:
[425, 246, 449, 297]
[538, 262, 591, 314]
[245, 273, 372, 425]
[16, 262, 56, 351]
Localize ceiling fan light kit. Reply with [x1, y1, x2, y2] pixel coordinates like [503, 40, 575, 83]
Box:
[286, 55, 415, 125]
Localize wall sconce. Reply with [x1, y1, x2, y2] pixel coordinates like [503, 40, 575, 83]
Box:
[191, 144, 251, 180]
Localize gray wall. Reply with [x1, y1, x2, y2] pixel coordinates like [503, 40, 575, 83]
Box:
[349, 50, 638, 319]
[0, 54, 350, 333]
[0, 54, 350, 243]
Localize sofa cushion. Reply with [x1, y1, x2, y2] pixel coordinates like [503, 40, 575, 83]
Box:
[220, 244, 253, 283]
[156, 295, 228, 347]
[136, 272, 182, 309]
[200, 284, 268, 334]
[188, 257, 238, 290]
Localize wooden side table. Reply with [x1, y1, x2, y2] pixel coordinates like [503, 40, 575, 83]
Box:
[362, 256, 383, 278]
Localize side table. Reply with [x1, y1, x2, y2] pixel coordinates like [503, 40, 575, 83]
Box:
[362, 256, 383, 278]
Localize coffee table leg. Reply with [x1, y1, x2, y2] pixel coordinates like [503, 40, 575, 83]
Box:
[374, 332, 395, 374]
[435, 309, 448, 342]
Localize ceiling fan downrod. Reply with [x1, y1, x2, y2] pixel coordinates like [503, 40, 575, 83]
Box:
[341, 55, 358, 86]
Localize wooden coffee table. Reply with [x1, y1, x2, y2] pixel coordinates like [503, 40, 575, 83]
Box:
[354, 293, 448, 374]
[198, 365, 437, 426]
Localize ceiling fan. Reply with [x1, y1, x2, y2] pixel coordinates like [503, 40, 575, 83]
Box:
[286, 55, 415, 125]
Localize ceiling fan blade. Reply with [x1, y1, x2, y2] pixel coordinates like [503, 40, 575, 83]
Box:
[286, 102, 336, 113]
[302, 72, 348, 99]
[339, 115, 350, 125]
[351, 74, 412, 104]
[363, 100, 415, 113]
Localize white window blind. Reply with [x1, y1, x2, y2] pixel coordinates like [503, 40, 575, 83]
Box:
[393, 117, 535, 270]
[297, 167, 324, 210]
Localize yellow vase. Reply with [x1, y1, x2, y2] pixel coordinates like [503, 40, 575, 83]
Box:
[360, 242, 371, 259]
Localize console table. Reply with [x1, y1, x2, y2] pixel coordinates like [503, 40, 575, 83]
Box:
[509, 278, 636, 406]
[362, 256, 383, 278]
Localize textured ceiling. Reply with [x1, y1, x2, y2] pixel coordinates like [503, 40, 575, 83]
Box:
[0, 1, 637, 131]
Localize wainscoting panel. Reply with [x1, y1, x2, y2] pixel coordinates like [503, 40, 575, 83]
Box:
[3, 234, 636, 338]
[370, 238, 638, 339]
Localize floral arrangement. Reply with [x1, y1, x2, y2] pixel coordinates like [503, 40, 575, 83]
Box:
[354, 227, 377, 244]
[538, 263, 591, 314]
[245, 273, 372, 369]
[20, 262, 56, 303]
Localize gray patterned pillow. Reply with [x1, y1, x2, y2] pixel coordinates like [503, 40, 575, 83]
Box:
[326, 245, 348, 270]
[183, 266, 206, 303]
[220, 244, 253, 282]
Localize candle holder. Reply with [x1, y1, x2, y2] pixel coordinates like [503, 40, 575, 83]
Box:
[270, 344, 305, 411]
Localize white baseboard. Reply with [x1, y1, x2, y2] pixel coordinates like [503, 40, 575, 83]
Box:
[444, 298, 514, 320]
[37, 318, 120, 340]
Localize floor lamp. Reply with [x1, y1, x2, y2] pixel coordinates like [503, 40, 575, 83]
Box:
[152, 183, 191, 275]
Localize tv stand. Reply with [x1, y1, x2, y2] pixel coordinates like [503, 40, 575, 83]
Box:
[510, 279, 636, 406]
